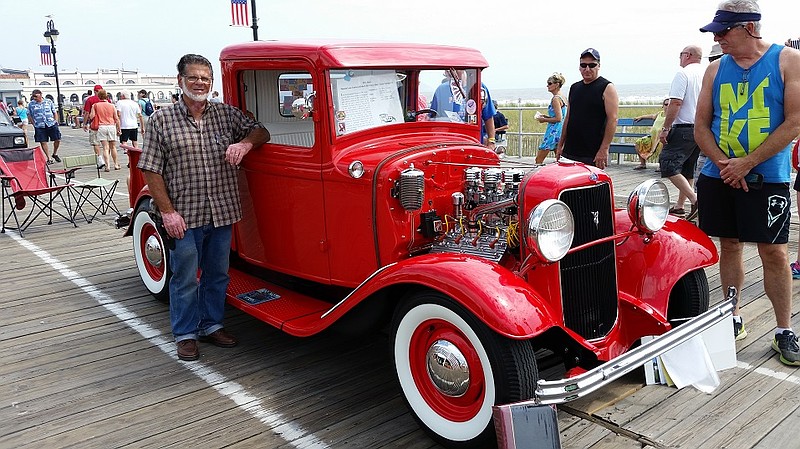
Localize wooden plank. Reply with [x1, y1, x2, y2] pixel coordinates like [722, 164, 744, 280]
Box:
[694, 363, 800, 448]
[752, 403, 800, 448]
[591, 293, 800, 447]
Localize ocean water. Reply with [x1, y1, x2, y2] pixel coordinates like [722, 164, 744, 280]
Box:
[492, 83, 671, 106]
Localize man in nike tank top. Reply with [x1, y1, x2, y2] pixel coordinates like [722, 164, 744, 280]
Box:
[695, 0, 800, 366]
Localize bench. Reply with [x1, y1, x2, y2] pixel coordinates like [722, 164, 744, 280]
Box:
[609, 117, 654, 164]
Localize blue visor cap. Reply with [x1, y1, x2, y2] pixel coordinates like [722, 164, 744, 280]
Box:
[700, 10, 761, 33]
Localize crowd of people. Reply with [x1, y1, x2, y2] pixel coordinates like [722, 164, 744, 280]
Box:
[7, 85, 163, 167]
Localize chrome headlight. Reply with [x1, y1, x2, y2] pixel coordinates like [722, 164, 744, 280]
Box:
[526, 199, 574, 262]
[627, 179, 670, 233]
[348, 160, 365, 179]
[14, 136, 25, 145]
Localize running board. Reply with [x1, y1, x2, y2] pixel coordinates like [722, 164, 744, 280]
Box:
[534, 288, 735, 405]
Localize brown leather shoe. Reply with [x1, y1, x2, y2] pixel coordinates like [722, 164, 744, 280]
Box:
[200, 329, 238, 348]
[177, 339, 199, 361]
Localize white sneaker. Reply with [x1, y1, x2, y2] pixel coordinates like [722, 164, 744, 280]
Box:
[97, 155, 105, 169]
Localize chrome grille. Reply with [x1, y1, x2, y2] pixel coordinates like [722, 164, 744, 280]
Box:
[558, 183, 618, 339]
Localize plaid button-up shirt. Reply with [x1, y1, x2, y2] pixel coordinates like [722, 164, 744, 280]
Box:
[139, 99, 264, 228]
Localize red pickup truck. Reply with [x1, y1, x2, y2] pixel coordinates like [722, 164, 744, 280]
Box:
[121, 41, 722, 448]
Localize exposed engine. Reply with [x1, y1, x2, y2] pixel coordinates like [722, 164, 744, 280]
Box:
[398, 165, 531, 262]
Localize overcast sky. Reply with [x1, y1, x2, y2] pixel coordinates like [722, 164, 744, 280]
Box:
[3, 0, 798, 92]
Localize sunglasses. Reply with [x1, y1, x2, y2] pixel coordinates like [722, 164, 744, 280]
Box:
[547, 81, 555, 85]
[662, 103, 669, 107]
[579, 62, 598, 69]
[713, 24, 744, 38]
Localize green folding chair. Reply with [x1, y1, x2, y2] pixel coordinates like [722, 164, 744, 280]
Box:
[60, 154, 120, 223]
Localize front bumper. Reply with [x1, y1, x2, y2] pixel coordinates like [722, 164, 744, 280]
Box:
[516, 288, 735, 406]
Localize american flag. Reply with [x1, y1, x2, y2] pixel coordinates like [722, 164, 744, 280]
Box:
[40, 45, 52, 66]
[231, 0, 250, 27]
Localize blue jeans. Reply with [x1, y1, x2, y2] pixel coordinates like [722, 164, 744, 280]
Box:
[169, 224, 232, 342]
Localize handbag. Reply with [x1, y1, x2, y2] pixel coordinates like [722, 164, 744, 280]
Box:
[90, 104, 100, 131]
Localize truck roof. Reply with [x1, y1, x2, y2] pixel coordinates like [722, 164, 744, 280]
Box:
[220, 40, 489, 68]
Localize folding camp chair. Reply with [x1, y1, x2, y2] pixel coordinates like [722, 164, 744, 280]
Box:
[0, 147, 76, 237]
[57, 154, 120, 223]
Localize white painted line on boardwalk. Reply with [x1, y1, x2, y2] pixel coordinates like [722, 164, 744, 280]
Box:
[737, 360, 800, 385]
[7, 231, 329, 449]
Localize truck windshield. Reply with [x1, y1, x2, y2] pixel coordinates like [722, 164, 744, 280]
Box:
[418, 68, 481, 125]
[329, 68, 482, 137]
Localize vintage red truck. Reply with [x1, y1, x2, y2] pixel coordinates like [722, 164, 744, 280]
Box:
[120, 41, 728, 448]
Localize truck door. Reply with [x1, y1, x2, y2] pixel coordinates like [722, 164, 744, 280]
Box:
[231, 68, 331, 284]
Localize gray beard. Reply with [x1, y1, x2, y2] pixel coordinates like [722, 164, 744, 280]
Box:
[180, 81, 208, 102]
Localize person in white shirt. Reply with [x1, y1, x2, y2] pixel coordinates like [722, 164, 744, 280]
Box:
[116, 92, 145, 148]
[657, 45, 704, 221]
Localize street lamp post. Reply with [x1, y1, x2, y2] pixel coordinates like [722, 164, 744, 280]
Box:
[44, 19, 66, 126]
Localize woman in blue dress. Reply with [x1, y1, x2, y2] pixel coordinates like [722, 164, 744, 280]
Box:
[535, 73, 567, 165]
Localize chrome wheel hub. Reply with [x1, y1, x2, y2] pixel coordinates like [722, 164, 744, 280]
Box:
[426, 339, 470, 397]
[144, 235, 164, 267]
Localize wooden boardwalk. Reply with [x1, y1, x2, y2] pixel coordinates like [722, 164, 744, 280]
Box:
[2, 127, 800, 448]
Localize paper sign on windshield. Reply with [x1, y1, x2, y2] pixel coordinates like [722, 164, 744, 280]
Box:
[334, 73, 404, 135]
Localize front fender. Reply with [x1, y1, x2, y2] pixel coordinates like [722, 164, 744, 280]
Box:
[320, 253, 557, 339]
[615, 211, 719, 315]
[122, 187, 153, 237]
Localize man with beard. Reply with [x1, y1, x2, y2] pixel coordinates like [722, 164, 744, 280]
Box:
[138, 54, 270, 361]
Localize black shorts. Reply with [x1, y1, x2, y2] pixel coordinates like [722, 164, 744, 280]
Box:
[33, 124, 61, 143]
[659, 127, 700, 179]
[120, 128, 138, 143]
[794, 172, 800, 192]
[696, 174, 791, 244]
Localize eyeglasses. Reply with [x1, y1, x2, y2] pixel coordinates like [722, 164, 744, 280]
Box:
[713, 24, 744, 38]
[579, 62, 598, 69]
[679, 52, 691, 57]
[662, 103, 669, 107]
[183, 75, 213, 84]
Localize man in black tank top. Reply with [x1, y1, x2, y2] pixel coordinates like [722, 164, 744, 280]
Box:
[556, 48, 619, 169]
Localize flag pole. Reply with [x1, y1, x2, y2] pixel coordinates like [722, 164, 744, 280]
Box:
[250, 0, 258, 41]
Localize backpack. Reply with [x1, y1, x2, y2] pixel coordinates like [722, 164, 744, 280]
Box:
[143, 100, 154, 116]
